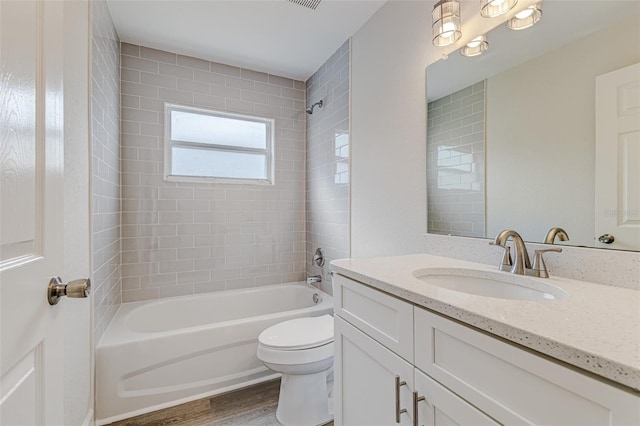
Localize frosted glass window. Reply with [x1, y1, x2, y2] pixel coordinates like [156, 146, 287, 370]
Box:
[171, 111, 267, 149]
[171, 147, 267, 179]
[165, 104, 274, 183]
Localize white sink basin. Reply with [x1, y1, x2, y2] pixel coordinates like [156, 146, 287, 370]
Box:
[413, 268, 567, 301]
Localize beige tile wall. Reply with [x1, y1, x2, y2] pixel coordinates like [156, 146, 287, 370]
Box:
[305, 41, 351, 295]
[120, 43, 307, 302]
[92, 0, 121, 343]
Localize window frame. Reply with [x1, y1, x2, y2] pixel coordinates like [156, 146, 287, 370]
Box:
[163, 103, 275, 184]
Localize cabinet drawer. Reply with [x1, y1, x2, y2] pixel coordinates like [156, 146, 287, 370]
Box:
[334, 274, 413, 362]
[414, 307, 640, 426]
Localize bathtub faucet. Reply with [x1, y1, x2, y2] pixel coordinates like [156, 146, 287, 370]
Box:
[306, 275, 322, 285]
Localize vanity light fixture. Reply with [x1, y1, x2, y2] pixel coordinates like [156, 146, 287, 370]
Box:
[432, 0, 462, 47]
[460, 35, 489, 57]
[507, 2, 542, 30]
[480, 0, 518, 18]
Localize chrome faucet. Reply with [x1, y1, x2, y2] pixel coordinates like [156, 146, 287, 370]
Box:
[544, 227, 569, 244]
[491, 229, 531, 275]
[491, 229, 562, 277]
[306, 275, 322, 285]
[531, 248, 562, 278]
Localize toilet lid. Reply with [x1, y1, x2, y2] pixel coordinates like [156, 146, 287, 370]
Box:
[258, 314, 334, 350]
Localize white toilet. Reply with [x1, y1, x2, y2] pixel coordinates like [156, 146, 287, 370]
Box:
[257, 314, 334, 426]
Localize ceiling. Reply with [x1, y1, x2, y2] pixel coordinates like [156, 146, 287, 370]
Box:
[106, 0, 387, 81]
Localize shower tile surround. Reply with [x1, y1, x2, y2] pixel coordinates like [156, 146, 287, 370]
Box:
[427, 82, 485, 238]
[119, 43, 307, 302]
[305, 41, 351, 295]
[92, 0, 122, 343]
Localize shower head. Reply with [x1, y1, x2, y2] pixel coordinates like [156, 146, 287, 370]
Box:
[306, 99, 323, 114]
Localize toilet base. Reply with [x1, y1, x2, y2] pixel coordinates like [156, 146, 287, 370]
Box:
[276, 370, 333, 426]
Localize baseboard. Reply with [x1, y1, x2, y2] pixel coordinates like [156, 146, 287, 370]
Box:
[82, 408, 94, 426]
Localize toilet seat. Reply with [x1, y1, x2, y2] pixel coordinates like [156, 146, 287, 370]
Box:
[258, 314, 333, 351]
[258, 341, 334, 366]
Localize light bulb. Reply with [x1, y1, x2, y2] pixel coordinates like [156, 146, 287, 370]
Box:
[442, 22, 456, 34]
[481, 0, 518, 18]
[466, 36, 483, 48]
[432, 0, 462, 47]
[460, 34, 488, 57]
[515, 8, 534, 19]
[507, 2, 542, 30]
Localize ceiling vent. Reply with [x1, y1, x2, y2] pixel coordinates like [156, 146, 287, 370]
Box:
[288, 0, 322, 11]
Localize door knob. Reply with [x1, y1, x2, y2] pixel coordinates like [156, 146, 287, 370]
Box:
[598, 234, 615, 244]
[47, 277, 91, 305]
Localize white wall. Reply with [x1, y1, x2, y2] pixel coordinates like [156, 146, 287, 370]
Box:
[350, 1, 429, 258]
[63, 1, 93, 424]
[349, 0, 519, 258]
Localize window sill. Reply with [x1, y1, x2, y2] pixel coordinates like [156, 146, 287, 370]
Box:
[164, 174, 274, 185]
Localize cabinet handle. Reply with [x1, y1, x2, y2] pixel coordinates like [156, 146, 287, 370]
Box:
[412, 391, 426, 426]
[395, 375, 407, 423]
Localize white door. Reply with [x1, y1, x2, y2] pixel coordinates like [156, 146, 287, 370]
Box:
[595, 63, 640, 250]
[1, 0, 66, 424]
[334, 316, 414, 426]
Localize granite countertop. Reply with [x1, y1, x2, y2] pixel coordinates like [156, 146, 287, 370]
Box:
[330, 254, 640, 392]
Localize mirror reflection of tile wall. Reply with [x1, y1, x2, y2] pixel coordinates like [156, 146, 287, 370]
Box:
[427, 81, 485, 238]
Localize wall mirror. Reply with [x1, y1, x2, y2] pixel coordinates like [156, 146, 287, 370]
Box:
[426, 0, 640, 251]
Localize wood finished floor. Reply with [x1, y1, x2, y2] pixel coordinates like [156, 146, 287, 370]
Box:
[107, 379, 334, 426]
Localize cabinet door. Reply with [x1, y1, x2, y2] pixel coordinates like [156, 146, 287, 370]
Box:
[414, 369, 499, 426]
[335, 316, 414, 426]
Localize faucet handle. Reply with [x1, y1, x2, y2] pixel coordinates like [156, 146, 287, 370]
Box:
[532, 248, 562, 278]
[489, 242, 512, 272]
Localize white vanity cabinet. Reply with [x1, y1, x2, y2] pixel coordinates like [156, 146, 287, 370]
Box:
[334, 274, 497, 426]
[333, 272, 414, 425]
[333, 274, 640, 426]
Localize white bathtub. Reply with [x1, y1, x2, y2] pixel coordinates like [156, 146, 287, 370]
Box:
[95, 282, 333, 425]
